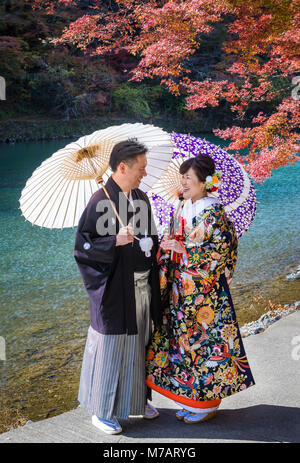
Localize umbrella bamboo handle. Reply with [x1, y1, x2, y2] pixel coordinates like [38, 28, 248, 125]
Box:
[101, 184, 125, 227]
[96, 175, 125, 226]
[96, 177, 140, 242]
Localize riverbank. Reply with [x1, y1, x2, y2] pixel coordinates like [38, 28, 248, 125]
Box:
[239, 300, 300, 337]
[0, 115, 215, 143]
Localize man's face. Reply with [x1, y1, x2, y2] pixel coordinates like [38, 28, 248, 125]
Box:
[122, 154, 147, 189]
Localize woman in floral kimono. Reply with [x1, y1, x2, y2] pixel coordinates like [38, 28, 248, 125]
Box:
[146, 154, 255, 424]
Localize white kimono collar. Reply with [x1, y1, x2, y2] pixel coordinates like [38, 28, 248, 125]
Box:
[181, 196, 220, 228]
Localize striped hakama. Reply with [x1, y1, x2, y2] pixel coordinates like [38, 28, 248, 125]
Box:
[78, 270, 151, 420]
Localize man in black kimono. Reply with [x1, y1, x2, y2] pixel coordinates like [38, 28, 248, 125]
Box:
[74, 138, 163, 434]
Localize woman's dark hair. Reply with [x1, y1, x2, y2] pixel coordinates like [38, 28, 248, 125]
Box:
[109, 138, 148, 172]
[179, 154, 215, 182]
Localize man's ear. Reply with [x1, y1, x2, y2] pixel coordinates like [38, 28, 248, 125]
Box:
[118, 161, 127, 174]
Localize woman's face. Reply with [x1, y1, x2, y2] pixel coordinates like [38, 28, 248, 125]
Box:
[181, 167, 207, 201]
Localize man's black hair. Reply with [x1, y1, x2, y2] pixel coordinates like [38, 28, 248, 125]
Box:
[109, 138, 148, 172]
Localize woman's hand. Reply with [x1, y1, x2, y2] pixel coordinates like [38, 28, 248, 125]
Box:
[160, 234, 172, 251]
[160, 239, 184, 254]
[160, 234, 171, 251]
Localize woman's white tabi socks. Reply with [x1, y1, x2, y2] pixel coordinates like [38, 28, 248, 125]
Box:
[174, 401, 219, 424]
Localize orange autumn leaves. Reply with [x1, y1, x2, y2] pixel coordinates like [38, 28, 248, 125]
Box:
[32, 0, 300, 182]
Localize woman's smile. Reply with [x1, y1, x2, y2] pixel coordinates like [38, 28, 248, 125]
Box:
[180, 167, 207, 201]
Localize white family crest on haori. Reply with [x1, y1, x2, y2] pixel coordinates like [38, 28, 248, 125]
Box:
[18, 123, 174, 229]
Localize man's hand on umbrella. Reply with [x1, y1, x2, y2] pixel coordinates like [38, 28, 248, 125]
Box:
[116, 224, 134, 246]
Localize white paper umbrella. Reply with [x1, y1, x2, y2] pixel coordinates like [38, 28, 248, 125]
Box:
[19, 123, 173, 229]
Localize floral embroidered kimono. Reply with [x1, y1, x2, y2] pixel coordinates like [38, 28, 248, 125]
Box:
[146, 197, 255, 410]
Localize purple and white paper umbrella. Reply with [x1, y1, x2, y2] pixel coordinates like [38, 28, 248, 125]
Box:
[148, 132, 257, 238]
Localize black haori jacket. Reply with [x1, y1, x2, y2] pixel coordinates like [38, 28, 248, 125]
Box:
[74, 176, 162, 335]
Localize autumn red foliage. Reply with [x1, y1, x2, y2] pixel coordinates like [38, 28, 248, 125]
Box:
[30, 0, 300, 182]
